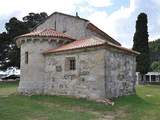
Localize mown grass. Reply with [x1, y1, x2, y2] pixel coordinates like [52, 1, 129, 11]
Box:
[0, 81, 18, 96]
[0, 82, 160, 120]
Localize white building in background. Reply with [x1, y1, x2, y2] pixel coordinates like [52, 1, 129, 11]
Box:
[145, 72, 160, 82]
[136, 72, 160, 84]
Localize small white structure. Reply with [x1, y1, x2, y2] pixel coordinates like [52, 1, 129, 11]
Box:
[145, 72, 160, 82]
[136, 72, 160, 84]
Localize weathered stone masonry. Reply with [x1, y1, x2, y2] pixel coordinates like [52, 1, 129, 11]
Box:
[16, 12, 138, 100]
[105, 49, 136, 98]
[43, 49, 106, 99]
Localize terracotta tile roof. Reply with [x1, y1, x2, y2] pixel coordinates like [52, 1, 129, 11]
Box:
[106, 42, 140, 55]
[43, 37, 139, 55]
[43, 37, 106, 54]
[15, 28, 75, 41]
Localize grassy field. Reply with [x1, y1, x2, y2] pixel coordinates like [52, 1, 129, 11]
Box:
[0, 82, 160, 120]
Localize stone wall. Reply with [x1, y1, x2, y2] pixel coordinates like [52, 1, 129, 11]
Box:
[34, 13, 88, 39]
[34, 13, 116, 44]
[18, 39, 137, 99]
[18, 38, 57, 95]
[17, 12, 137, 99]
[43, 49, 106, 99]
[105, 49, 136, 98]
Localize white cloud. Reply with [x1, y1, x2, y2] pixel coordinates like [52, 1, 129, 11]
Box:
[88, 11, 108, 25]
[0, 0, 79, 19]
[0, 0, 113, 17]
[151, 0, 160, 5]
[87, 0, 160, 47]
[157, 15, 160, 26]
[87, 0, 137, 47]
[0, 0, 82, 32]
[150, 35, 160, 41]
[78, 6, 94, 13]
[0, 0, 159, 48]
[87, 0, 112, 7]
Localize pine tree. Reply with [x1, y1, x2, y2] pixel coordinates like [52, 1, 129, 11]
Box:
[132, 13, 150, 82]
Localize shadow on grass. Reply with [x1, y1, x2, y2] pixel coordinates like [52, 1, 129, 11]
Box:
[29, 95, 113, 111]
[19, 93, 151, 113]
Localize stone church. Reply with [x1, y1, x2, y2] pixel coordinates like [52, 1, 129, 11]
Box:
[15, 12, 139, 100]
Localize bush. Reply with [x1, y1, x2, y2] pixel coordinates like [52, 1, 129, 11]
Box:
[150, 61, 160, 72]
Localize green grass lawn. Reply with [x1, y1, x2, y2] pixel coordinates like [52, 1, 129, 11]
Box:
[0, 82, 160, 120]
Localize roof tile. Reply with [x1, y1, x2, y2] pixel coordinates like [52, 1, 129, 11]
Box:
[43, 37, 106, 53]
[43, 36, 139, 55]
[16, 28, 75, 41]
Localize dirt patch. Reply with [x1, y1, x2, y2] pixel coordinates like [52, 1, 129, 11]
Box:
[96, 110, 115, 120]
[114, 107, 129, 120]
[27, 117, 48, 120]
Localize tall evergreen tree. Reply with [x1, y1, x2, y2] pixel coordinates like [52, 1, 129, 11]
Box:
[132, 13, 150, 82]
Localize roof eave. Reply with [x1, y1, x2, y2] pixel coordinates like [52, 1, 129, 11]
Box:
[14, 35, 75, 48]
[86, 23, 121, 46]
[42, 42, 140, 56]
[105, 43, 140, 55]
[42, 44, 105, 55]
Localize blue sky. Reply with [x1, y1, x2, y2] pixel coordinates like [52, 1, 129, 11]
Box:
[0, 0, 159, 48]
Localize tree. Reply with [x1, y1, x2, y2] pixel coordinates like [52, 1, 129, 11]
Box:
[23, 12, 48, 29]
[149, 39, 160, 64]
[149, 39, 160, 53]
[0, 12, 48, 70]
[0, 18, 28, 70]
[0, 32, 11, 70]
[151, 61, 160, 72]
[5, 17, 30, 38]
[132, 13, 150, 82]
